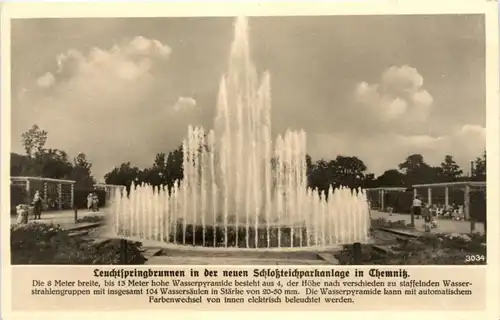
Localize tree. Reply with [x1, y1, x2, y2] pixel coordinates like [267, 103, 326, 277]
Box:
[21, 124, 48, 158]
[69, 153, 95, 188]
[472, 150, 486, 181]
[153, 153, 167, 170]
[307, 155, 368, 192]
[74, 153, 92, 169]
[376, 169, 406, 187]
[11, 153, 33, 176]
[362, 173, 377, 188]
[440, 155, 463, 182]
[308, 159, 334, 193]
[29, 149, 73, 179]
[398, 154, 426, 175]
[305, 154, 314, 184]
[15, 125, 73, 179]
[398, 154, 440, 185]
[163, 146, 184, 189]
[104, 145, 184, 194]
[334, 156, 367, 188]
[104, 162, 141, 192]
[142, 152, 170, 187]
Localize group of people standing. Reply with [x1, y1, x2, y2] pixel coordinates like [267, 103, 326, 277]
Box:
[411, 195, 464, 228]
[87, 193, 100, 212]
[411, 195, 439, 232]
[16, 190, 102, 225]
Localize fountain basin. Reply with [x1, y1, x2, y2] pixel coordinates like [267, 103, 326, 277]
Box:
[114, 234, 344, 253]
[115, 219, 365, 250]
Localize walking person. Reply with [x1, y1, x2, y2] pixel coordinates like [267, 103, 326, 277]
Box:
[32, 190, 43, 220]
[92, 193, 99, 212]
[422, 203, 432, 232]
[411, 195, 422, 220]
[430, 204, 438, 229]
[87, 193, 93, 211]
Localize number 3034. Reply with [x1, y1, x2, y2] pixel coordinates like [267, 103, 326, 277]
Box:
[465, 255, 485, 262]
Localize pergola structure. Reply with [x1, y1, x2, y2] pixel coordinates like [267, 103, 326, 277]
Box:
[412, 181, 486, 221]
[368, 181, 486, 233]
[11, 176, 75, 210]
[365, 187, 408, 211]
[94, 183, 126, 201]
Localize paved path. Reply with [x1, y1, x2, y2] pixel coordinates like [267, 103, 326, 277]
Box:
[371, 210, 485, 235]
[11, 208, 107, 230]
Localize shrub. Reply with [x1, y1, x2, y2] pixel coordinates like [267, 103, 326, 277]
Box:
[11, 223, 145, 265]
[335, 232, 486, 265]
[371, 218, 414, 230]
[335, 244, 389, 265]
[416, 232, 486, 255]
[76, 215, 105, 223]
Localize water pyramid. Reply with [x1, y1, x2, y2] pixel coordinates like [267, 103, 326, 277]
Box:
[109, 17, 371, 250]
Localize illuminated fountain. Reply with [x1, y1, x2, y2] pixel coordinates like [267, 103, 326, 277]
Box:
[109, 16, 370, 250]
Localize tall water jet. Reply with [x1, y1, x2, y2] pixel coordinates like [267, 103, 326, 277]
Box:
[110, 16, 371, 250]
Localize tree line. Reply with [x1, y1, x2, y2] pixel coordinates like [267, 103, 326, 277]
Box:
[104, 143, 486, 193]
[11, 124, 95, 189]
[11, 124, 487, 192]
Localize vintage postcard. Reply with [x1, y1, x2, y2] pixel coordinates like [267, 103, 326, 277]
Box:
[1, 1, 499, 319]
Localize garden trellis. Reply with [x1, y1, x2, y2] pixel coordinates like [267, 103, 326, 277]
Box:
[11, 176, 75, 210]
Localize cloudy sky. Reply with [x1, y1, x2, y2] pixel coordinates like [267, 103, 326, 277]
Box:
[11, 15, 486, 181]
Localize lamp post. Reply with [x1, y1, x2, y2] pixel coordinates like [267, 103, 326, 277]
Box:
[352, 242, 362, 264]
[120, 239, 128, 264]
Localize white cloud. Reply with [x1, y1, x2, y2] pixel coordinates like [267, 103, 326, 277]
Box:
[380, 65, 423, 92]
[14, 48, 485, 181]
[13, 37, 200, 180]
[49, 36, 171, 86]
[355, 65, 433, 124]
[386, 97, 408, 118]
[36, 72, 55, 88]
[460, 124, 486, 140]
[173, 97, 198, 112]
[307, 65, 486, 176]
[308, 123, 486, 176]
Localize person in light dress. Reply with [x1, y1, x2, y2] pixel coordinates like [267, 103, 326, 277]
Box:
[87, 193, 94, 211]
[16, 204, 30, 224]
[32, 190, 43, 220]
[411, 195, 422, 220]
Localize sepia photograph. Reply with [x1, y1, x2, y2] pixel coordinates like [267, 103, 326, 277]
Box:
[9, 13, 487, 266]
